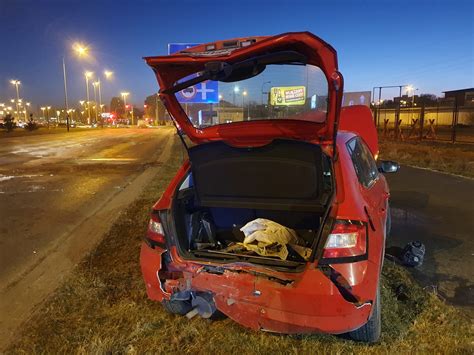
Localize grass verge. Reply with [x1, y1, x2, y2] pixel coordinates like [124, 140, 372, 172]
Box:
[6, 137, 473, 353]
[379, 139, 474, 178]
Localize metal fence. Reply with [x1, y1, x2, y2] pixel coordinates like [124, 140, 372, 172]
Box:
[373, 100, 474, 144]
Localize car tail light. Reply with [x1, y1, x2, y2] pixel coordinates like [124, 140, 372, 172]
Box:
[146, 213, 165, 245]
[322, 221, 367, 259]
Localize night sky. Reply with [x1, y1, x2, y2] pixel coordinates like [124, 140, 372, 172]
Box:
[1, 0, 473, 111]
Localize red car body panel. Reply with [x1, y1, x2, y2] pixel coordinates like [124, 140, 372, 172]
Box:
[139, 131, 389, 334]
[140, 32, 390, 335]
[339, 105, 379, 157]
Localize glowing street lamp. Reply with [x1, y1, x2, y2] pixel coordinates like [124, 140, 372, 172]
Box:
[121, 92, 129, 107]
[242, 90, 247, 106]
[233, 86, 240, 105]
[72, 42, 89, 57]
[104, 70, 113, 79]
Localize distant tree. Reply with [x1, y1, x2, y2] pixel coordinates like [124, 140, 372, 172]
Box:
[144, 94, 167, 124]
[132, 106, 142, 118]
[110, 97, 125, 117]
[3, 114, 15, 132]
[26, 113, 38, 131]
[418, 94, 438, 106]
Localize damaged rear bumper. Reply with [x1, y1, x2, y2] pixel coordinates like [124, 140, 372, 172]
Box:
[140, 243, 376, 334]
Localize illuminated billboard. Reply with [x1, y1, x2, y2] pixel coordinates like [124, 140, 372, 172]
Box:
[270, 86, 306, 106]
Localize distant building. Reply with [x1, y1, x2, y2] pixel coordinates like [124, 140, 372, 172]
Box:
[442, 88, 474, 106]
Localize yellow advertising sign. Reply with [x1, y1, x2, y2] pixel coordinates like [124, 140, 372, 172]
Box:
[270, 86, 306, 106]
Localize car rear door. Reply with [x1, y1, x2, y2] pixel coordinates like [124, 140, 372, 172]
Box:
[346, 137, 389, 244]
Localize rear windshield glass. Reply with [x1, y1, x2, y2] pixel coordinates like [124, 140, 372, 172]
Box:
[174, 64, 328, 129]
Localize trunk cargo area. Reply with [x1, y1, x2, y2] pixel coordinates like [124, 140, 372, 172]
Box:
[171, 139, 333, 266]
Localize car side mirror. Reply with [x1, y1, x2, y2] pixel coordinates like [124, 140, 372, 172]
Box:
[378, 160, 400, 173]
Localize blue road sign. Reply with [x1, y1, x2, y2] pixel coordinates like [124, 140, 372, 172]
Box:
[168, 43, 219, 104]
[168, 43, 201, 55]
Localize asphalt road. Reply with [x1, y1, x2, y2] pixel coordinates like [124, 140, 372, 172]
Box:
[0, 127, 174, 287]
[0, 127, 176, 347]
[385, 166, 474, 317]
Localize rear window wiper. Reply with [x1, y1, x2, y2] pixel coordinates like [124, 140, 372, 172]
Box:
[161, 50, 307, 95]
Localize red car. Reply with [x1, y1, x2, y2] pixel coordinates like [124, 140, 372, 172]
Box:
[140, 32, 399, 342]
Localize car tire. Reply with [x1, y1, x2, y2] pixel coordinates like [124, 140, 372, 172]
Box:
[162, 299, 193, 316]
[348, 284, 381, 343]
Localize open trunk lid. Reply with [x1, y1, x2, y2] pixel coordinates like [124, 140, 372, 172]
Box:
[144, 32, 344, 146]
[188, 139, 332, 212]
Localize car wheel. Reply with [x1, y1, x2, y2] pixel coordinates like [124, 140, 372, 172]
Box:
[348, 284, 381, 343]
[162, 299, 193, 316]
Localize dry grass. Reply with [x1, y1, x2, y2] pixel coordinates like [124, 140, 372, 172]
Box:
[379, 139, 474, 178]
[6, 137, 473, 354]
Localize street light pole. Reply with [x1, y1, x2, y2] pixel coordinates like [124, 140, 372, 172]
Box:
[97, 80, 102, 112]
[46, 106, 51, 129]
[233, 86, 239, 106]
[261, 81, 271, 105]
[120, 92, 130, 123]
[62, 56, 70, 131]
[10, 80, 21, 119]
[242, 90, 248, 119]
[85, 72, 93, 124]
[97, 80, 103, 127]
[103, 70, 113, 113]
[24, 102, 30, 121]
[372, 84, 410, 127]
[92, 82, 99, 124]
[79, 100, 85, 123]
